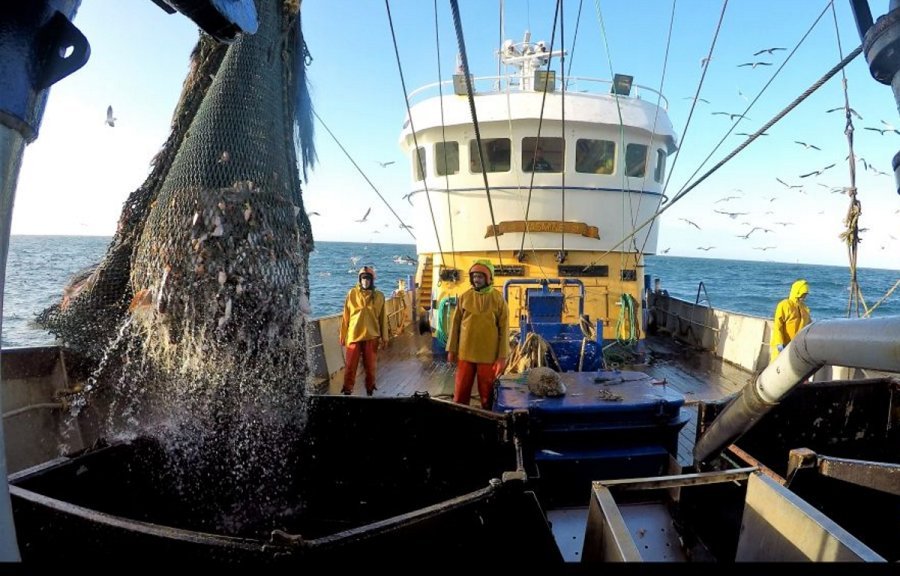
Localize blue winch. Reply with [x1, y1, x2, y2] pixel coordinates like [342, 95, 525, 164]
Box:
[503, 279, 603, 372]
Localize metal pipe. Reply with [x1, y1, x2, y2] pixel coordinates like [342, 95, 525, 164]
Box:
[693, 316, 900, 465]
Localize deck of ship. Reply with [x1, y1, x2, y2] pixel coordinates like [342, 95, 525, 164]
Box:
[327, 324, 751, 467]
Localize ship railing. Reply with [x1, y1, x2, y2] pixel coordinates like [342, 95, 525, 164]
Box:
[406, 75, 669, 110]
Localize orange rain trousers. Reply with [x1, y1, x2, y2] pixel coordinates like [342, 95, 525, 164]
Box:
[454, 360, 499, 409]
[343, 339, 378, 395]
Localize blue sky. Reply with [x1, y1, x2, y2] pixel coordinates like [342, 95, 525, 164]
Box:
[13, 1, 900, 271]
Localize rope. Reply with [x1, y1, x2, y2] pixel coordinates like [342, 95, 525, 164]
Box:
[312, 110, 415, 240]
[565, 0, 584, 79]
[616, 293, 639, 345]
[385, 0, 444, 257]
[559, 0, 567, 261]
[517, 0, 562, 260]
[433, 0, 457, 269]
[448, 0, 504, 268]
[434, 296, 455, 346]
[829, 2, 864, 319]
[635, 0, 679, 261]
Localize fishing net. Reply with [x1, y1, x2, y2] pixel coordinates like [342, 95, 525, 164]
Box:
[36, 0, 317, 530]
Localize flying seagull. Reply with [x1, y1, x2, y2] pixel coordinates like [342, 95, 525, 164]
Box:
[105, 105, 116, 127]
[863, 126, 900, 135]
[713, 209, 749, 219]
[776, 177, 803, 189]
[826, 106, 863, 120]
[738, 61, 772, 69]
[736, 132, 768, 137]
[712, 111, 750, 121]
[355, 207, 372, 222]
[799, 164, 835, 178]
[679, 218, 701, 230]
[696, 246, 716, 251]
[794, 141, 821, 151]
[377, 160, 396, 168]
[753, 47, 786, 56]
[682, 96, 710, 104]
[307, 211, 320, 217]
[753, 246, 776, 251]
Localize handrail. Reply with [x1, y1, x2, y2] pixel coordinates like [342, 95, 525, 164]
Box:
[406, 75, 669, 110]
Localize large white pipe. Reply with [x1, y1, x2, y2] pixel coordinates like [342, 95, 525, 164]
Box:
[693, 316, 900, 465]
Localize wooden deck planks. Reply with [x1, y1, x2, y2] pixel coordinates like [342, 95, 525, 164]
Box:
[327, 326, 752, 467]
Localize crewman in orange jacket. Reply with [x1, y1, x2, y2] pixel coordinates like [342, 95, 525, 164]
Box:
[770, 278, 812, 363]
[446, 260, 509, 409]
[340, 266, 390, 396]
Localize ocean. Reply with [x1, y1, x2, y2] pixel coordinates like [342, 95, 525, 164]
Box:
[2, 235, 898, 347]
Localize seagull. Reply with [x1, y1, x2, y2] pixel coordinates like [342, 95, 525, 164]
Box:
[377, 160, 396, 168]
[712, 111, 751, 121]
[774, 221, 794, 226]
[799, 164, 835, 178]
[736, 132, 769, 137]
[714, 196, 740, 204]
[679, 218, 701, 230]
[714, 209, 749, 219]
[401, 192, 415, 205]
[682, 96, 710, 104]
[738, 61, 772, 69]
[753, 246, 777, 251]
[776, 177, 803, 189]
[660, 247, 671, 254]
[355, 207, 372, 222]
[863, 126, 900, 135]
[307, 211, 320, 217]
[826, 106, 863, 120]
[753, 47, 786, 56]
[794, 141, 821, 150]
[696, 246, 716, 251]
[399, 223, 414, 230]
[105, 105, 116, 127]
[700, 56, 713, 68]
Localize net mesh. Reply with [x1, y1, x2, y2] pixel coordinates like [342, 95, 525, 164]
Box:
[36, 2, 317, 526]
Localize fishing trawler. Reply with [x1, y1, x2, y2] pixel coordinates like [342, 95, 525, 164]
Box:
[1, 0, 900, 566]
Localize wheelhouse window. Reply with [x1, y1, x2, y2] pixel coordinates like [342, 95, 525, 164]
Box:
[414, 146, 426, 181]
[470, 138, 510, 173]
[654, 149, 666, 183]
[521, 137, 564, 173]
[435, 141, 459, 176]
[575, 139, 615, 174]
[625, 143, 648, 177]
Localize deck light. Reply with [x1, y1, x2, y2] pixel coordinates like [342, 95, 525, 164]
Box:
[534, 70, 556, 92]
[611, 74, 633, 96]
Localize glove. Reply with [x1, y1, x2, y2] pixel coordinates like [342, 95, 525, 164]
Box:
[776, 344, 784, 352]
[447, 352, 457, 363]
[493, 357, 507, 377]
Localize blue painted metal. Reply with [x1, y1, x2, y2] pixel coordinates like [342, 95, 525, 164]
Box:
[0, 1, 89, 143]
[493, 371, 688, 506]
[504, 278, 598, 371]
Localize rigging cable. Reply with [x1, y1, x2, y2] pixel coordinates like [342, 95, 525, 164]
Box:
[385, 0, 446, 261]
[559, 0, 567, 262]
[565, 0, 584, 79]
[581, 43, 863, 268]
[312, 110, 415, 241]
[517, 0, 563, 262]
[433, 0, 457, 270]
[448, 0, 505, 269]
[591, 0, 630, 273]
[667, 1, 836, 207]
[635, 0, 678, 264]
[829, 1, 865, 318]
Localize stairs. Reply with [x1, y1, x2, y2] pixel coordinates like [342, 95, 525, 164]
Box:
[416, 255, 433, 311]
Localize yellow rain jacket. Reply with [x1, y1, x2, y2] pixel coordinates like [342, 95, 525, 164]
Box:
[446, 261, 510, 364]
[340, 286, 389, 345]
[770, 279, 811, 361]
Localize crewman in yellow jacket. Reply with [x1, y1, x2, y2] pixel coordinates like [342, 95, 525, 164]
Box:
[446, 260, 509, 409]
[340, 266, 390, 396]
[770, 278, 812, 363]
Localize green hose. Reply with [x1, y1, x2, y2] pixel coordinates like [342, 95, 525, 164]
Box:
[434, 296, 456, 346]
[616, 293, 639, 345]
